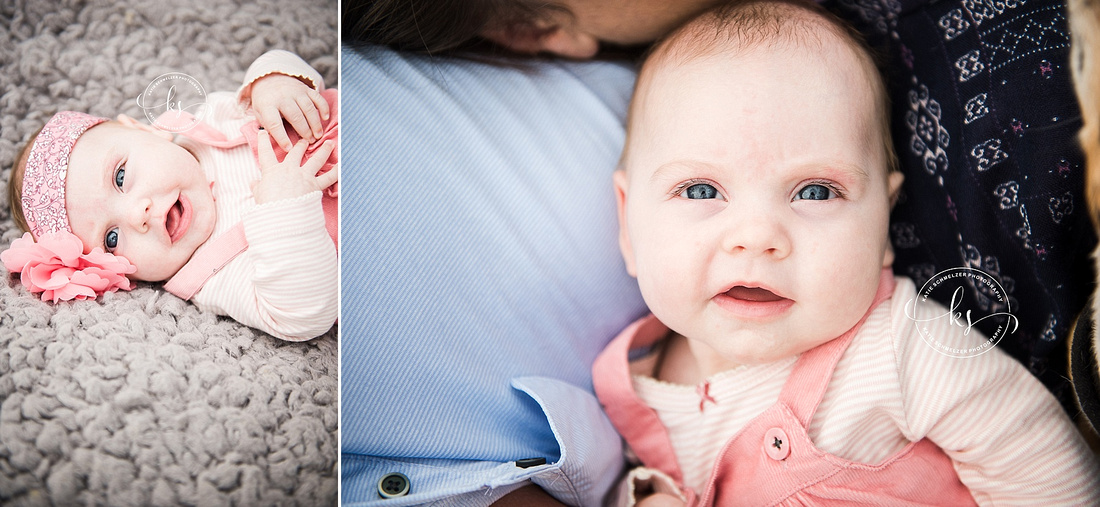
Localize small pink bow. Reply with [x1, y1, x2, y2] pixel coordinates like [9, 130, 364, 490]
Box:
[697, 381, 718, 412]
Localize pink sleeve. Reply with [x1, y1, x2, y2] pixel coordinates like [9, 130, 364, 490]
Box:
[891, 281, 1100, 505]
[236, 49, 325, 109]
[192, 192, 338, 342]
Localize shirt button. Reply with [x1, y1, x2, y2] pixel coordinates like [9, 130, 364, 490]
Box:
[378, 472, 410, 499]
[516, 457, 547, 468]
[764, 428, 791, 460]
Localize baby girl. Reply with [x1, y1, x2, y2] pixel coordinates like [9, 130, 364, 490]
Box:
[3, 50, 337, 342]
[598, 0, 1100, 504]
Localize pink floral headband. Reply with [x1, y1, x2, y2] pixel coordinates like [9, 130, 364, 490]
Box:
[2, 111, 136, 302]
[22, 111, 106, 237]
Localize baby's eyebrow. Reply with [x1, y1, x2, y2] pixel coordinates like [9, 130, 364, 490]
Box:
[808, 162, 872, 187]
[90, 150, 117, 245]
[649, 160, 719, 184]
[649, 159, 873, 186]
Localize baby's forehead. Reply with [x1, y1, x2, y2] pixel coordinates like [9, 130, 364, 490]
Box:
[71, 121, 119, 148]
[67, 122, 133, 172]
[643, 28, 872, 94]
[623, 9, 891, 174]
[636, 0, 880, 99]
[71, 121, 152, 157]
[68, 124, 109, 157]
[82, 120, 126, 138]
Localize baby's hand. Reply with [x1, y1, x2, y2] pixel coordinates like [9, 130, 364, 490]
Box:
[249, 73, 330, 151]
[252, 129, 338, 205]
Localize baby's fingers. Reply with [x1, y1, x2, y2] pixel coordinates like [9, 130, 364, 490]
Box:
[280, 102, 316, 144]
[296, 93, 324, 140]
[309, 87, 330, 122]
[315, 165, 339, 190]
[257, 106, 293, 151]
[302, 139, 336, 174]
[257, 129, 279, 168]
[277, 137, 311, 169]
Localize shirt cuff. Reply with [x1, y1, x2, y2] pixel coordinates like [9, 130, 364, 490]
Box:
[340, 376, 625, 506]
[237, 49, 325, 109]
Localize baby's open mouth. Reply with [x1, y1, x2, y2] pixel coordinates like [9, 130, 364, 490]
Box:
[713, 284, 793, 318]
[725, 286, 786, 302]
[166, 197, 189, 243]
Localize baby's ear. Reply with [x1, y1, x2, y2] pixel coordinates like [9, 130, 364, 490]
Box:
[116, 114, 174, 141]
[613, 169, 638, 278]
[887, 171, 905, 208]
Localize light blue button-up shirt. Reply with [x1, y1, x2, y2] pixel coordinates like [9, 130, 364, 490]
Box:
[340, 45, 647, 506]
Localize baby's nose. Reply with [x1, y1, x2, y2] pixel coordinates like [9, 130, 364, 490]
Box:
[719, 208, 792, 258]
[130, 198, 152, 230]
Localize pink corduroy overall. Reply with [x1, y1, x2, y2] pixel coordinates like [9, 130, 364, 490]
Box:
[160, 89, 339, 300]
[593, 273, 977, 506]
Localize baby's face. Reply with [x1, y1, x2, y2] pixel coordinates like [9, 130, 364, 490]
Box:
[65, 122, 215, 282]
[616, 41, 902, 375]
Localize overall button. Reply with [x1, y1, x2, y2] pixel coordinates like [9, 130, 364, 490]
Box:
[764, 428, 791, 460]
[378, 472, 410, 498]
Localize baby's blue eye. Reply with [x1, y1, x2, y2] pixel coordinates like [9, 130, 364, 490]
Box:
[682, 183, 720, 200]
[795, 184, 834, 201]
[114, 166, 125, 189]
[105, 228, 119, 251]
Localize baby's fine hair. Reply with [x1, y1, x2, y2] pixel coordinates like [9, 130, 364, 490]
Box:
[622, 0, 898, 173]
[648, 0, 876, 68]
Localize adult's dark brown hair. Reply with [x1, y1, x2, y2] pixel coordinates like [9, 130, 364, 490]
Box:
[341, 0, 549, 54]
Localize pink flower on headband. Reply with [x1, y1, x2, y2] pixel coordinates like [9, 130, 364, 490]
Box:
[1, 232, 136, 303]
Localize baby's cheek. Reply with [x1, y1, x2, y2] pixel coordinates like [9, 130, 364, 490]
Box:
[636, 260, 696, 319]
[634, 265, 666, 310]
[815, 270, 879, 333]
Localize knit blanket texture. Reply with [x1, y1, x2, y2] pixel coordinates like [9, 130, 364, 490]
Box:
[0, 0, 338, 505]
